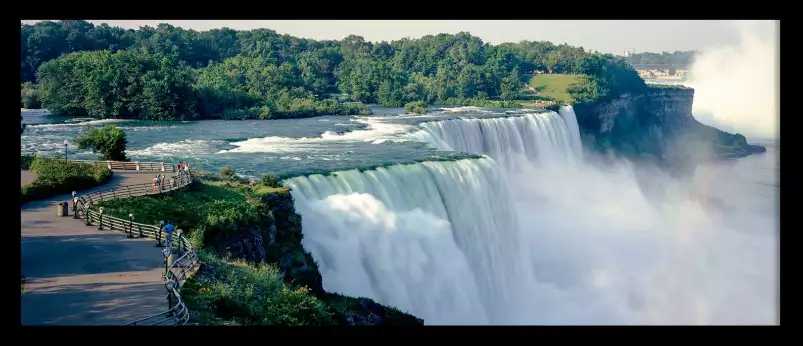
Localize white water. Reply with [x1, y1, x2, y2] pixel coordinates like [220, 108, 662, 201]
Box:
[287, 106, 778, 325]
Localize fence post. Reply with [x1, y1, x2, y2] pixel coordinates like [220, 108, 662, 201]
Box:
[135, 161, 140, 171]
[161, 162, 165, 172]
[85, 203, 92, 226]
[138, 224, 143, 238]
[107, 161, 112, 169]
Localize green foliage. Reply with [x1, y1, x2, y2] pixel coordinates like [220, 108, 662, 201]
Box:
[75, 124, 128, 161]
[219, 166, 234, 178]
[260, 173, 282, 188]
[21, 155, 35, 169]
[37, 50, 198, 120]
[23, 21, 647, 120]
[404, 101, 428, 115]
[21, 82, 41, 109]
[21, 155, 113, 202]
[181, 251, 335, 326]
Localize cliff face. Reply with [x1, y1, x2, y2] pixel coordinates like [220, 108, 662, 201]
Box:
[573, 87, 765, 173]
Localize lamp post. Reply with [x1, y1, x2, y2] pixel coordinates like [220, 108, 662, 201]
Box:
[71, 191, 78, 219]
[85, 202, 92, 226]
[97, 207, 104, 230]
[155, 221, 164, 247]
[72, 196, 79, 219]
[63, 139, 69, 160]
[127, 213, 134, 238]
[162, 248, 174, 315]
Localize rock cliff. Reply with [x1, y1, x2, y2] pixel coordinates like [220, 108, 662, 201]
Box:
[573, 86, 766, 174]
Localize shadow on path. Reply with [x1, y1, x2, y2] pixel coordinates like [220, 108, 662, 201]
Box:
[21, 171, 171, 325]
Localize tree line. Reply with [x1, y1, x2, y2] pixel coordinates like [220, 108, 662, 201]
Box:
[622, 50, 697, 67]
[22, 20, 648, 120]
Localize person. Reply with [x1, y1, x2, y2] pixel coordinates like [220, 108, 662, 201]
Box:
[164, 220, 175, 246]
[153, 175, 159, 189]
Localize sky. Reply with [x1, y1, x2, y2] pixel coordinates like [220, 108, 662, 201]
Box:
[20, 20, 778, 55]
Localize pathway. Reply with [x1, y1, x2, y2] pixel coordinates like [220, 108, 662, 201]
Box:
[21, 172, 170, 325]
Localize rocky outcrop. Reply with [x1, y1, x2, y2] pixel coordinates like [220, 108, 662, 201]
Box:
[573, 86, 765, 174]
[215, 226, 267, 263]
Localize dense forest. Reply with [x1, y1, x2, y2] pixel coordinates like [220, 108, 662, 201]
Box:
[21, 20, 646, 120]
[622, 50, 697, 67]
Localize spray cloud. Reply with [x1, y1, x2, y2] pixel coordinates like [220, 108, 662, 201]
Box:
[688, 20, 779, 140]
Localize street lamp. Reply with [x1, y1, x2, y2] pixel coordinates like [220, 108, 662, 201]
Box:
[97, 207, 104, 230]
[63, 139, 70, 160]
[155, 221, 165, 247]
[127, 213, 134, 238]
[72, 196, 79, 219]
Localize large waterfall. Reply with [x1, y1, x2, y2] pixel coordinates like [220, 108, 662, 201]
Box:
[287, 106, 778, 325]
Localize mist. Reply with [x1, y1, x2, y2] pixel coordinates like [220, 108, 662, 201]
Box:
[687, 21, 779, 141]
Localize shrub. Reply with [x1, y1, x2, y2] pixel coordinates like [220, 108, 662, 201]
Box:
[21, 156, 113, 202]
[21, 155, 35, 170]
[181, 252, 335, 326]
[260, 173, 281, 188]
[21, 82, 41, 109]
[219, 166, 234, 179]
[404, 101, 428, 115]
[75, 124, 128, 161]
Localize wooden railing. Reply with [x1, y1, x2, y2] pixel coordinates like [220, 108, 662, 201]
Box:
[66, 159, 179, 172]
[70, 167, 198, 326]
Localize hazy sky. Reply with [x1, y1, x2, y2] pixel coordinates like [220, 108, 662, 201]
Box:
[20, 20, 777, 54]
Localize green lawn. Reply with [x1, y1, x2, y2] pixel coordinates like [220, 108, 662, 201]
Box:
[528, 74, 583, 104]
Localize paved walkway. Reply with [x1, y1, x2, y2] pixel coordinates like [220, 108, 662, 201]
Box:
[21, 172, 170, 325]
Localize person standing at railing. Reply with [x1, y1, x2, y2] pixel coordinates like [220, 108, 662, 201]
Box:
[164, 220, 175, 247]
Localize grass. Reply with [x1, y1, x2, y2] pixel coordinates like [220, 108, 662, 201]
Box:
[528, 74, 583, 104]
[21, 155, 113, 202]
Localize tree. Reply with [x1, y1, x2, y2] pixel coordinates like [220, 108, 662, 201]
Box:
[75, 124, 128, 161]
[21, 82, 41, 109]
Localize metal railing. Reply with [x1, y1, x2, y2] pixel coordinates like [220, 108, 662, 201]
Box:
[66, 159, 179, 172]
[70, 163, 198, 326]
[124, 235, 198, 326]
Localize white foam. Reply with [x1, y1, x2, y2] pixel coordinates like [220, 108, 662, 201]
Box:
[218, 118, 414, 154]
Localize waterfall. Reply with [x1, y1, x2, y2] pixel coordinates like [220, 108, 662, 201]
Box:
[287, 158, 529, 325]
[287, 105, 777, 325]
[286, 108, 585, 324]
[409, 106, 583, 170]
